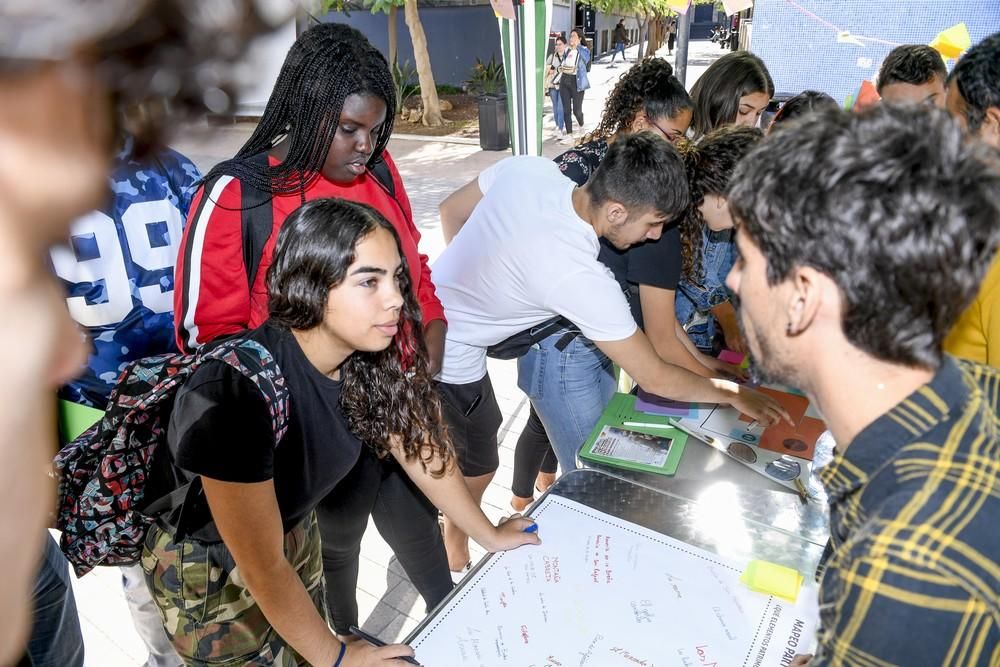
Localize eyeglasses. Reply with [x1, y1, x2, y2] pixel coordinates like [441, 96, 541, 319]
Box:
[646, 118, 684, 143]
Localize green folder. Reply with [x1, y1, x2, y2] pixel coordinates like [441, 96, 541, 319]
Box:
[58, 400, 104, 442]
[578, 393, 687, 475]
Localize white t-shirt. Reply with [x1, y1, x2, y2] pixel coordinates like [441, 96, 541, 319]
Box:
[434, 156, 638, 384]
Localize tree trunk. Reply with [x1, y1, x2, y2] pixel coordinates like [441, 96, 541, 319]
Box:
[403, 0, 443, 126]
[387, 5, 398, 68]
[635, 14, 649, 60]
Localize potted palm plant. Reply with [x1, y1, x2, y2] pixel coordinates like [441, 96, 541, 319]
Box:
[465, 56, 509, 151]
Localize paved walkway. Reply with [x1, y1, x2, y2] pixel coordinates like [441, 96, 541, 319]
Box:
[69, 39, 726, 665]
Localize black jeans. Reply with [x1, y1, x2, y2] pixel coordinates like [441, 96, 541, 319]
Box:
[315, 449, 453, 634]
[559, 76, 585, 134]
[511, 404, 559, 498]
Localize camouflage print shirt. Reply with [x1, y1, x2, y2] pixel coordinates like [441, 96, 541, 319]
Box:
[51, 139, 201, 408]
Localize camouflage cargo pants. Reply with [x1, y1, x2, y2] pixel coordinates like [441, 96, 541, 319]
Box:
[142, 512, 327, 666]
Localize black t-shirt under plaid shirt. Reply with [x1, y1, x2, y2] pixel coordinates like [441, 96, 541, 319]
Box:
[815, 356, 999, 666]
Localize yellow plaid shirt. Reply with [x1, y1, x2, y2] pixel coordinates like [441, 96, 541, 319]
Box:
[816, 356, 999, 666]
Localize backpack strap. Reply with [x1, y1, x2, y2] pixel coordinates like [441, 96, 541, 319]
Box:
[369, 155, 396, 199]
[369, 154, 418, 227]
[240, 152, 275, 291]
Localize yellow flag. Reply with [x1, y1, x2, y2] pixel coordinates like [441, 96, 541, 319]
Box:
[930, 22, 972, 60]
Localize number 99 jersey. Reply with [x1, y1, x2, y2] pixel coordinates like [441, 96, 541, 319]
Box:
[50, 140, 202, 408]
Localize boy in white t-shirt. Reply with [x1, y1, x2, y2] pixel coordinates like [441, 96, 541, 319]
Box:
[433, 133, 789, 573]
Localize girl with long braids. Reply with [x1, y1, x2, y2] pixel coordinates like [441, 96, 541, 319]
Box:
[510, 59, 747, 510]
[172, 23, 458, 644]
[150, 199, 538, 665]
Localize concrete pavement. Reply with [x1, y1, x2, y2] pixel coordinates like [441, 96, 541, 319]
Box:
[69, 39, 726, 665]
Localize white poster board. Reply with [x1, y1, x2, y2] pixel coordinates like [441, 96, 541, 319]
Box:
[410, 495, 818, 666]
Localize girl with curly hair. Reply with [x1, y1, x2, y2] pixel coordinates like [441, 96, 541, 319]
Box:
[511, 59, 732, 510]
[149, 199, 539, 665]
[674, 126, 764, 351]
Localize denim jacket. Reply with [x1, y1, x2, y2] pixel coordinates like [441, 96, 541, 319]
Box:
[576, 46, 591, 91]
[675, 228, 735, 350]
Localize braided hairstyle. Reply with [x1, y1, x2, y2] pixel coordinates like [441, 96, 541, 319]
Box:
[204, 22, 396, 195]
[583, 58, 692, 144]
[676, 126, 763, 282]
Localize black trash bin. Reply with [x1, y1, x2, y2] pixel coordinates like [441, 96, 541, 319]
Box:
[477, 94, 510, 151]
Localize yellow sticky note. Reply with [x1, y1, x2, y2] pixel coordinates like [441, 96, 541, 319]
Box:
[740, 560, 804, 603]
[929, 22, 971, 60]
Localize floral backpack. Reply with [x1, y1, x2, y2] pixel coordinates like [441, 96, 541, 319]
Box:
[54, 338, 289, 577]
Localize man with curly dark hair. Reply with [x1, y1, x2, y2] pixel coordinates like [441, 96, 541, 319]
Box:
[876, 44, 948, 107]
[726, 104, 1000, 666]
[946, 31, 1000, 148]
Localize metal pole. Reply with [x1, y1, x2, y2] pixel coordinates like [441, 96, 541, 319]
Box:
[674, 9, 692, 86]
[512, 2, 529, 155]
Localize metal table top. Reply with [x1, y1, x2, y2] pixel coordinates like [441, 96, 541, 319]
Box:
[581, 433, 832, 547]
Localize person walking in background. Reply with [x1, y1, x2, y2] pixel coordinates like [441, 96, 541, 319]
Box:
[667, 19, 677, 56]
[546, 35, 569, 139]
[558, 28, 591, 142]
[610, 20, 628, 67]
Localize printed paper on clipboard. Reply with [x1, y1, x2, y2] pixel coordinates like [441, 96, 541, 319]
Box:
[668, 386, 824, 490]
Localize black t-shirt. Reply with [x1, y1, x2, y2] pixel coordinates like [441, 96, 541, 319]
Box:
[554, 139, 683, 327]
[167, 323, 363, 532]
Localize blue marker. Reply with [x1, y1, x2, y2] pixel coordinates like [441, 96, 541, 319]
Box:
[523, 522, 539, 533]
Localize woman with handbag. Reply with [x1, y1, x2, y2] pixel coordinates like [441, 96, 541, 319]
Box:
[545, 35, 568, 138]
[558, 28, 591, 142]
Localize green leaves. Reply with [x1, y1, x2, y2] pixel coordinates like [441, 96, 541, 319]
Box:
[464, 55, 506, 96]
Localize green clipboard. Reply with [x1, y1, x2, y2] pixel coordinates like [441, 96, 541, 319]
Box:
[58, 400, 104, 442]
[578, 393, 687, 475]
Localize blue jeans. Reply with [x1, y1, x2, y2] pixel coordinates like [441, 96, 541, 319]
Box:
[27, 534, 85, 667]
[611, 41, 626, 62]
[517, 330, 616, 470]
[676, 228, 736, 351]
[549, 87, 565, 132]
